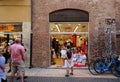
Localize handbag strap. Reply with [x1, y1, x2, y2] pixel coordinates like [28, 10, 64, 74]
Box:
[0, 65, 5, 72]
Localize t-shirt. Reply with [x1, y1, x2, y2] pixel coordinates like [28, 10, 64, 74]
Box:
[67, 48, 72, 59]
[9, 43, 25, 62]
[0, 56, 6, 81]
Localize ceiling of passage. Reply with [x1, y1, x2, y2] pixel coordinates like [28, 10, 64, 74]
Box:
[50, 22, 88, 32]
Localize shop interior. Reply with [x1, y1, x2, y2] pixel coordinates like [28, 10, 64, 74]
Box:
[0, 23, 22, 47]
[50, 22, 88, 67]
[0, 34, 22, 47]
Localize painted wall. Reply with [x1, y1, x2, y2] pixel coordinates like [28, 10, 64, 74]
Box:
[0, 0, 31, 22]
[0, 0, 31, 67]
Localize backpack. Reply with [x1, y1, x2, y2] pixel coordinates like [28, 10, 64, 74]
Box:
[67, 49, 72, 59]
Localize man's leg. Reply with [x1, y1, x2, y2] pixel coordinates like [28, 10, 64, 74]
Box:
[17, 61, 25, 82]
[20, 74, 24, 82]
[16, 73, 28, 82]
[8, 62, 11, 73]
[10, 62, 16, 82]
[16, 72, 27, 80]
[10, 73, 15, 82]
[70, 67, 73, 75]
[65, 67, 69, 77]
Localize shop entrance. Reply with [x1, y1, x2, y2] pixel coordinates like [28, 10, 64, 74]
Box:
[50, 22, 89, 67]
[0, 23, 23, 47]
[49, 9, 89, 67]
[0, 23, 23, 68]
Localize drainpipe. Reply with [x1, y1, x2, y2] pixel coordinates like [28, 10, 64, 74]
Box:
[29, 32, 33, 68]
[29, 0, 33, 69]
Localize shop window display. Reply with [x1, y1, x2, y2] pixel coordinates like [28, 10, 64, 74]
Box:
[50, 22, 88, 67]
[50, 34, 88, 67]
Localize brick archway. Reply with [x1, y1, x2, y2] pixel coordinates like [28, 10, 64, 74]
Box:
[46, 1, 90, 15]
[49, 9, 89, 22]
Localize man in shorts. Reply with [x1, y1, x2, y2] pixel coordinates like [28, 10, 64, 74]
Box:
[9, 38, 26, 82]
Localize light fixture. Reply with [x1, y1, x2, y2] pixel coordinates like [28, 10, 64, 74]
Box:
[78, 24, 81, 26]
[55, 24, 60, 32]
[74, 26, 78, 32]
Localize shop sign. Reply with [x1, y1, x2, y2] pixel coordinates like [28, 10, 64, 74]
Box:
[0, 24, 14, 32]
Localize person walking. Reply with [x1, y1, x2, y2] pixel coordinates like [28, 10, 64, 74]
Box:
[9, 38, 26, 82]
[7, 40, 14, 73]
[64, 45, 74, 77]
[0, 47, 7, 82]
[61, 42, 74, 77]
[60, 42, 68, 66]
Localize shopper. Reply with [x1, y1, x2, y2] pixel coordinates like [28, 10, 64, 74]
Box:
[9, 38, 26, 82]
[60, 42, 67, 65]
[2, 44, 10, 64]
[7, 40, 14, 73]
[64, 46, 74, 77]
[52, 38, 59, 58]
[61, 42, 74, 76]
[0, 46, 7, 82]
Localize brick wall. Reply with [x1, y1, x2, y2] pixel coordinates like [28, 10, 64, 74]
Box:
[32, 0, 119, 67]
[115, 0, 120, 54]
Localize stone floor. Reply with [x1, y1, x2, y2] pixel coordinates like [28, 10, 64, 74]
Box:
[6, 67, 120, 82]
[6, 67, 117, 78]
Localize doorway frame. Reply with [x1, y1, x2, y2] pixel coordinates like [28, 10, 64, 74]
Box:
[49, 22, 90, 67]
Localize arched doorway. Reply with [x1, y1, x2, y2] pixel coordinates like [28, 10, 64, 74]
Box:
[49, 9, 89, 67]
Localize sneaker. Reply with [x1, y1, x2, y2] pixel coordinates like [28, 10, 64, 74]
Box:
[70, 73, 73, 75]
[65, 75, 69, 77]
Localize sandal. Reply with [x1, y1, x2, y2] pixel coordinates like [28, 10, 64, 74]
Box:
[70, 73, 73, 75]
[65, 75, 69, 77]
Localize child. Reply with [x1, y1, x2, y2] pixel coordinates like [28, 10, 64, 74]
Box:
[64, 46, 74, 77]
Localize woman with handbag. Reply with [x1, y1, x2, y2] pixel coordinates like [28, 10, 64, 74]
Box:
[60, 42, 68, 66]
[0, 46, 7, 82]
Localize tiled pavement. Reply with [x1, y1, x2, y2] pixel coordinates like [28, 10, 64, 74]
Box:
[6, 67, 120, 82]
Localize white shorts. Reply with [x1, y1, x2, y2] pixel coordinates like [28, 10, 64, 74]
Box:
[64, 59, 74, 68]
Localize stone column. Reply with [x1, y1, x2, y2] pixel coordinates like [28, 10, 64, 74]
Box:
[22, 22, 31, 67]
[32, 0, 50, 67]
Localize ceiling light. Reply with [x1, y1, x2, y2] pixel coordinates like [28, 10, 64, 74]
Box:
[68, 24, 71, 26]
[74, 26, 78, 32]
[55, 24, 60, 32]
